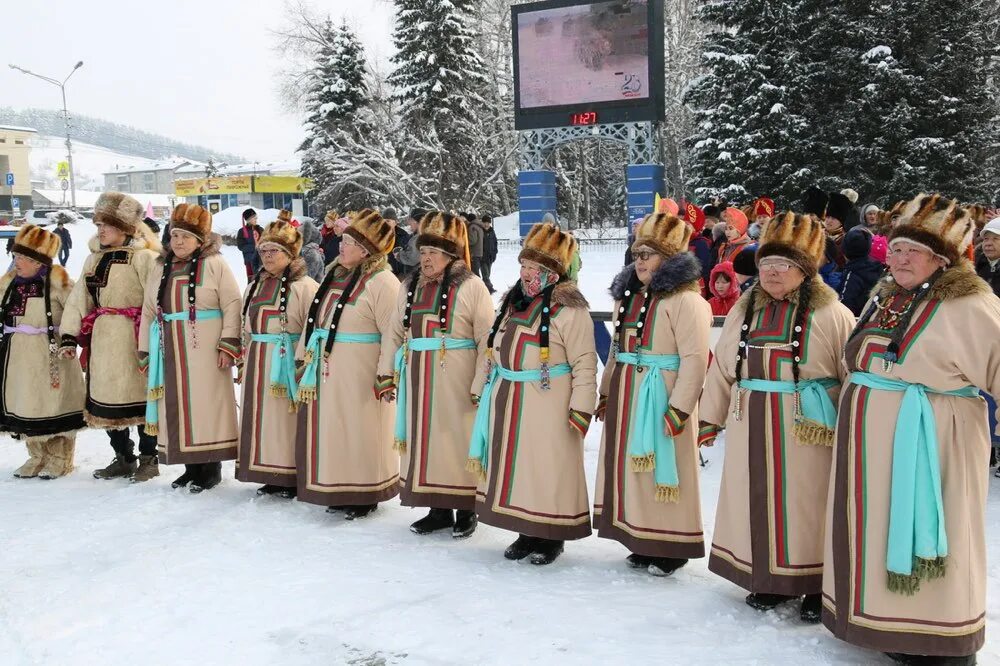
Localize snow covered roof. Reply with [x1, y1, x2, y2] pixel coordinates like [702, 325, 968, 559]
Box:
[103, 158, 200, 175]
[175, 163, 210, 174]
[220, 160, 302, 176]
[0, 124, 38, 133]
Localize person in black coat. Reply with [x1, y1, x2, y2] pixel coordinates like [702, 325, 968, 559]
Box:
[53, 220, 72, 266]
[236, 208, 264, 278]
[836, 226, 883, 316]
[480, 214, 498, 294]
[382, 207, 410, 277]
[974, 218, 1000, 472]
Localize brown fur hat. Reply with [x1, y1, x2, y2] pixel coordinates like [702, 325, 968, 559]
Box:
[343, 208, 395, 257]
[93, 191, 144, 236]
[11, 224, 60, 266]
[417, 211, 472, 266]
[258, 219, 303, 258]
[631, 212, 693, 258]
[519, 223, 578, 276]
[888, 193, 974, 266]
[277, 209, 293, 224]
[756, 212, 827, 278]
[324, 210, 340, 224]
[169, 203, 212, 241]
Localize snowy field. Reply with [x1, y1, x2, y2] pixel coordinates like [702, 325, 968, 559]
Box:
[1, 222, 998, 665]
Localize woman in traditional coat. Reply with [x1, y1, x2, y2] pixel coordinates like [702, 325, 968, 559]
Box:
[700, 212, 856, 623]
[0, 225, 86, 478]
[236, 220, 318, 499]
[468, 223, 598, 566]
[59, 192, 162, 482]
[594, 213, 712, 576]
[823, 195, 1000, 665]
[295, 209, 401, 520]
[138, 204, 242, 493]
[392, 212, 494, 538]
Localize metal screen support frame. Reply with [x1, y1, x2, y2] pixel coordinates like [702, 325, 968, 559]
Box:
[519, 121, 659, 171]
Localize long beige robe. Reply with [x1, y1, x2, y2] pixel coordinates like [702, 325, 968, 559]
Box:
[473, 282, 598, 541]
[138, 235, 242, 464]
[236, 259, 318, 487]
[701, 280, 855, 596]
[594, 258, 712, 558]
[393, 264, 495, 510]
[295, 258, 401, 506]
[823, 265, 1000, 657]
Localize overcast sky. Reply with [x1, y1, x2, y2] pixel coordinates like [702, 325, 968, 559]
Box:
[1, 0, 396, 161]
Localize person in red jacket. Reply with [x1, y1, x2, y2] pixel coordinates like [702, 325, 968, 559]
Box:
[707, 261, 740, 316]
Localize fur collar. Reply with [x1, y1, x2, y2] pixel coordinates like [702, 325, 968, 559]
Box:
[157, 232, 222, 262]
[499, 280, 590, 311]
[403, 261, 474, 290]
[87, 229, 158, 254]
[0, 264, 71, 291]
[609, 253, 702, 301]
[871, 259, 991, 303]
[263, 257, 307, 282]
[736, 277, 838, 314]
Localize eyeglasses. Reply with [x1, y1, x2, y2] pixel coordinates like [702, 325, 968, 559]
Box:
[259, 249, 283, 258]
[888, 247, 929, 260]
[634, 250, 660, 262]
[341, 236, 360, 248]
[759, 261, 793, 273]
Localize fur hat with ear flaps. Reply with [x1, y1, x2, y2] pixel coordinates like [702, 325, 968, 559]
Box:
[631, 212, 693, 258]
[11, 224, 60, 266]
[755, 212, 827, 278]
[519, 222, 578, 277]
[343, 208, 395, 257]
[169, 203, 212, 241]
[888, 193, 975, 267]
[417, 211, 472, 267]
[258, 219, 303, 258]
[94, 191, 144, 236]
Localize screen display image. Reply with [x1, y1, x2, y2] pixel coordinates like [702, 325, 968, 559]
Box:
[516, 0, 650, 109]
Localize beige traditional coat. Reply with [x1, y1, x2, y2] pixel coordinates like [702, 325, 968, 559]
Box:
[823, 265, 1000, 657]
[236, 259, 318, 487]
[473, 281, 598, 541]
[295, 257, 401, 506]
[700, 281, 855, 596]
[138, 235, 242, 464]
[0, 265, 86, 437]
[594, 255, 712, 558]
[393, 263, 495, 510]
[60, 233, 160, 429]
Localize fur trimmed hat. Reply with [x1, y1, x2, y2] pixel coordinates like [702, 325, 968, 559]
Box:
[94, 191, 144, 236]
[417, 211, 472, 267]
[756, 212, 827, 278]
[519, 223, 578, 276]
[344, 208, 395, 257]
[826, 193, 854, 224]
[753, 197, 775, 219]
[631, 212, 693, 259]
[802, 186, 829, 217]
[258, 219, 303, 258]
[11, 224, 60, 266]
[888, 193, 975, 266]
[169, 203, 212, 241]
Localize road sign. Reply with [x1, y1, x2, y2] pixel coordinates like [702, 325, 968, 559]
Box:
[61, 179, 70, 191]
[4, 173, 12, 187]
[56, 162, 70, 179]
[11, 197, 20, 212]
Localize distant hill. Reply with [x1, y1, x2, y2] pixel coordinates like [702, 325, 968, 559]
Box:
[0, 107, 245, 164]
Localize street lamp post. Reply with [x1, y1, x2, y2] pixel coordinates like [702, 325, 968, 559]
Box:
[9, 61, 84, 211]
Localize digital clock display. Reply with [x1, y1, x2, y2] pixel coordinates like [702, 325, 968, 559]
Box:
[570, 112, 599, 126]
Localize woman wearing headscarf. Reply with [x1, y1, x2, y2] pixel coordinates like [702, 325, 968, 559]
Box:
[468, 223, 598, 566]
[700, 212, 856, 623]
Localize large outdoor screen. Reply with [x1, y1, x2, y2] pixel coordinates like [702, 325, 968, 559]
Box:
[513, 0, 664, 130]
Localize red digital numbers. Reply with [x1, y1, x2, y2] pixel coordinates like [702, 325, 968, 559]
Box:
[570, 112, 598, 126]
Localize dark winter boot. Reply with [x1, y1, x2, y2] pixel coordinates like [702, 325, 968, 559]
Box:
[257, 484, 283, 496]
[885, 653, 977, 665]
[503, 534, 536, 561]
[452, 510, 478, 539]
[131, 455, 160, 483]
[276, 486, 298, 500]
[529, 538, 565, 566]
[647, 557, 688, 577]
[344, 504, 378, 520]
[172, 465, 197, 489]
[190, 463, 222, 494]
[800, 594, 823, 623]
[410, 508, 454, 535]
[745, 592, 796, 611]
[325, 505, 349, 513]
[626, 553, 655, 569]
[93, 455, 138, 480]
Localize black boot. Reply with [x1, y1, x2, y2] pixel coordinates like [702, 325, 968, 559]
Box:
[529, 538, 565, 566]
[885, 654, 977, 665]
[256, 484, 282, 496]
[172, 465, 197, 488]
[410, 508, 454, 535]
[276, 486, 297, 500]
[326, 505, 349, 514]
[452, 510, 478, 539]
[745, 592, 796, 611]
[344, 503, 377, 520]
[800, 594, 822, 623]
[190, 463, 222, 494]
[503, 534, 536, 561]
[626, 553, 655, 569]
[647, 557, 688, 577]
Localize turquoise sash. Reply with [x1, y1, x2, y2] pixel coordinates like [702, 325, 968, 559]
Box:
[849, 371, 980, 594]
[739, 377, 840, 440]
[145, 309, 222, 431]
[297, 328, 381, 401]
[250, 332, 302, 402]
[393, 337, 477, 451]
[467, 362, 572, 479]
[616, 352, 682, 501]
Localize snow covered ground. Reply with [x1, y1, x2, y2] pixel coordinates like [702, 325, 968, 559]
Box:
[1, 223, 998, 665]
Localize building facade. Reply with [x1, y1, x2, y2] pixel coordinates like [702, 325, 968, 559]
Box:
[0, 125, 37, 216]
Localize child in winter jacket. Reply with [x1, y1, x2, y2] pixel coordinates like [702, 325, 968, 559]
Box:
[707, 261, 740, 316]
[837, 227, 883, 316]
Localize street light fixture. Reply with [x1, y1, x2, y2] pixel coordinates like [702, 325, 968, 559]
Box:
[9, 61, 84, 211]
